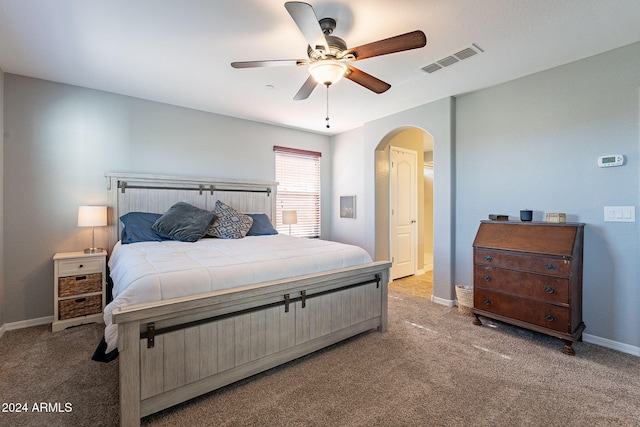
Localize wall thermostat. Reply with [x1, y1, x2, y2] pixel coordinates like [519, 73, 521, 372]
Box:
[597, 154, 624, 168]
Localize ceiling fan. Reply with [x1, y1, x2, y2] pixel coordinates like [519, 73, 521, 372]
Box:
[231, 1, 427, 101]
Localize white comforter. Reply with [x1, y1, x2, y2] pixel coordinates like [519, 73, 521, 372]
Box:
[104, 234, 372, 352]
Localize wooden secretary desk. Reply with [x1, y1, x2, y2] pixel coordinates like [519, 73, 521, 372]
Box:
[471, 221, 585, 355]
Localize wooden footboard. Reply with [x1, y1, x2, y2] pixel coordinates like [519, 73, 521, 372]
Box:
[113, 261, 390, 426]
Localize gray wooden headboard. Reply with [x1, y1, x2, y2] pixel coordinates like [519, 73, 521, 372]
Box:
[105, 172, 278, 251]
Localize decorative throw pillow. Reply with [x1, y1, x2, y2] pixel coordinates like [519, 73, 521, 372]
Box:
[246, 213, 278, 236]
[152, 202, 215, 242]
[207, 200, 253, 239]
[120, 212, 169, 244]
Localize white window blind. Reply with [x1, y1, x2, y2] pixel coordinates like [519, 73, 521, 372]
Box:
[274, 146, 321, 237]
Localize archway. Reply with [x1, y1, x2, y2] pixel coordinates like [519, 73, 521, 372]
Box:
[375, 127, 434, 292]
[361, 97, 455, 305]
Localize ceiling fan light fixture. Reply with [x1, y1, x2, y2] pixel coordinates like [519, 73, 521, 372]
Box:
[308, 60, 347, 86]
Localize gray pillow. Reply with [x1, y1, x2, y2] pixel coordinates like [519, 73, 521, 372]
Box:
[207, 200, 253, 239]
[152, 202, 215, 242]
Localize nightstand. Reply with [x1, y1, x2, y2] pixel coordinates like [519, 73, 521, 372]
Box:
[52, 250, 107, 332]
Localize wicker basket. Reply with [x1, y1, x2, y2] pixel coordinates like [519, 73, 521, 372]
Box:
[58, 273, 102, 297]
[58, 295, 102, 320]
[455, 284, 474, 316]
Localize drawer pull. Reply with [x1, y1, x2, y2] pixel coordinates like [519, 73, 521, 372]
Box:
[74, 298, 87, 303]
[484, 255, 493, 262]
[79, 264, 84, 268]
[545, 313, 555, 322]
[544, 286, 556, 294]
[75, 275, 87, 281]
[484, 275, 491, 282]
[483, 298, 492, 306]
[545, 263, 556, 271]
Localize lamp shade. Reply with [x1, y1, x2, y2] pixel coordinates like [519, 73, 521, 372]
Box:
[282, 210, 298, 225]
[308, 60, 347, 86]
[78, 206, 107, 227]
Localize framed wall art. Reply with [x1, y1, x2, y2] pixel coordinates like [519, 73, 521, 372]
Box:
[340, 195, 355, 219]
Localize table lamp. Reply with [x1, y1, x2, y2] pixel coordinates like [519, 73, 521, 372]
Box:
[78, 205, 107, 253]
[282, 210, 297, 235]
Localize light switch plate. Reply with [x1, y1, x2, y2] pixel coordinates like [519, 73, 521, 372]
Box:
[604, 206, 635, 222]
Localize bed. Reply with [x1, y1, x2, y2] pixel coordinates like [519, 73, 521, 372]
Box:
[103, 173, 391, 426]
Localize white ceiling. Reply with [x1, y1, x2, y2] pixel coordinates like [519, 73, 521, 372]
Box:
[1, 0, 639, 135]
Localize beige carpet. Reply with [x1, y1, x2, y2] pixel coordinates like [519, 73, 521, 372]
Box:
[389, 271, 433, 298]
[1, 289, 639, 426]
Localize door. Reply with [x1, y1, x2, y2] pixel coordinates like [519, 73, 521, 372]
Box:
[390, 147, 417, 280]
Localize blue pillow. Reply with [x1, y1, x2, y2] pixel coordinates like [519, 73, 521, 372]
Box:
[120, 212, 169, 244]
[153, 202, 215, 242]
[246, 213, 278, 236]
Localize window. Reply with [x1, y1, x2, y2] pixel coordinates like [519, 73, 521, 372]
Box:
[274, 146, 321, 237]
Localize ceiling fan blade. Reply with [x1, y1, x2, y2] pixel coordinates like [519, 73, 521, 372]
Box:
[293, 75, 318, 100]
[231, 59, 307, 68]
[284, 2, 329, 54]
[344, 30, 427, 61]
[344, 65, 391, 94]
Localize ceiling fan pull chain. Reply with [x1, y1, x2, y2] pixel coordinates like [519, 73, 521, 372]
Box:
[325, 84, 330, 129]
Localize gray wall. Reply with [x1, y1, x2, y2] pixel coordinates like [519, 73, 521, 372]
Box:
[331, 127, 366, 249]
[331, 98, 456, 302]
[455, 42, 640, 349]
[2, 74, 331, 323]
[331, 42, 639, 352]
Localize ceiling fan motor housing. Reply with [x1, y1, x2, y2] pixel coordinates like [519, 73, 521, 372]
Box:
[307, 35, 348, 61]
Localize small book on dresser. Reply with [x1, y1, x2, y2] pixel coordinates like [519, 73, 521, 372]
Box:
[488, 214, 509, 221]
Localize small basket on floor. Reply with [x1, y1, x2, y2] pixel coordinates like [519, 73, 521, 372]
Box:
[455, 284, 474, 316]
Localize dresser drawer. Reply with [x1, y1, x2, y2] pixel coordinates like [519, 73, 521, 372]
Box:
[474, 266, 569, 304]
[474, 288, 571, 333]
[58, 295, 102, 320]
[474, 249, 571, 277]
[58, 258, 103, 276]
[58, 273, 102, 297]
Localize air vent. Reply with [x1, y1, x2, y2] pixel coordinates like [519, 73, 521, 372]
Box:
[421, 63, 442, 74]
[454, 47, 477, 60]
[422, 43, 483, 74]
[438, 56, 458, 67]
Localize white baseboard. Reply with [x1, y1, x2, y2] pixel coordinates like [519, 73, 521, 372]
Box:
[583, 333, 640, 357]
[431, 296, 455, 307]
[0, 323, 6, 339]
[3, 316, 53, 334]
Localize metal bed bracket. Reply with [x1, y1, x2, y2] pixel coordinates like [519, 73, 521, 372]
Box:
[301, 290, 307, 309]
[146, 323, 156, 348]
[376, 273, 381, 288]
[199, 185, 214, 195]
[284, 294, 290, 313]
